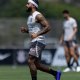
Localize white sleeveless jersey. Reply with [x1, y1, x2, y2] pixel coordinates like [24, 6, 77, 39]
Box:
[63, 17, 77, 41]
[27, 11, 46, 45]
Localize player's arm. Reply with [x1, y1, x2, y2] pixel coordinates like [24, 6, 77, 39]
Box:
[21, 27, 29, 33]
[59, 30, 64, 45]
[69, 19, 78, 41]
[60, 30, 64, 41]
[30, 14, 51, 39]
[36, 14, 51, 36]
[69, 27, 77, 41]
[71, 27, 77, 38]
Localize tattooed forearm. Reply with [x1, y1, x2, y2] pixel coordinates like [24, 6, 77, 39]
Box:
[36, 14, 51, 36]
[37, 26, 50, 36]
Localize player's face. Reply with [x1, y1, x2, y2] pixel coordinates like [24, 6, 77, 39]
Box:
[26, 2, 32, 12]
[63, 13, 69, 19]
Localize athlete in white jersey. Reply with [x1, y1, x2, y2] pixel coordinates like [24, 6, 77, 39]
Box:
[63, 17, 77, 41]
[27, 11, 46, 45]
[59, 10, 80, 72]
[21, 0, 61, 80]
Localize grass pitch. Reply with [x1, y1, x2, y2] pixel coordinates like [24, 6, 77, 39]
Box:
[0, 66, 79, 80]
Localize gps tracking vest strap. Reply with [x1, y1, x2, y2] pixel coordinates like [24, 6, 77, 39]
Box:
[28, 0, 38, 8]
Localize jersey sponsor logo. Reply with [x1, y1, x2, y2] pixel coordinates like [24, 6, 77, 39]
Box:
[0, 53, 11, 60]
[30, 18, 33, 22]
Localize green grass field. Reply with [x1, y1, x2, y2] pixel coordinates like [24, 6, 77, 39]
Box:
[0, 66, 79, 80]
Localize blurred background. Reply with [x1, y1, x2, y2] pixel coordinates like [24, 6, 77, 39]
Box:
[0, 0, 80, 66]
[0, 0, 80, 80]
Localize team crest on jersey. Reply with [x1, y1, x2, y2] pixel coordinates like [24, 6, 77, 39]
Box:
[30, 18, 33, 22]
[17, 50, 27, 63]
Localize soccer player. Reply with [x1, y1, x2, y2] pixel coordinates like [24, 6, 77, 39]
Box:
[59, 10, 80, 72]
[21, 0, 61, 80]
[70, 41, 80, 72]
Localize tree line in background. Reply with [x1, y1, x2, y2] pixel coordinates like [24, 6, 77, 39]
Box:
[0, 0, 80, 40]
[0, 0, 80, 20]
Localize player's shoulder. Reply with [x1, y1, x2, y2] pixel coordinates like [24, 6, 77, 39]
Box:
[36, 11, 41, 14]
[33, 11, 43, 18]
[34, 11, 42, 15]
[70, 17, 76, 22]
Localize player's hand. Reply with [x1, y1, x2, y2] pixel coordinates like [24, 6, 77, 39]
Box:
[59, 40, 63, 45]
[21, 27, 27, 33]
[30, 33, 38, 39]
[69, 37, 73, 42]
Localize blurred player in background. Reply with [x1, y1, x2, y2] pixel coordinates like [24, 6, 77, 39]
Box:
[21, 0, 61, 80]
[59, 10, 80, 72]
[70, 41, 80, 72]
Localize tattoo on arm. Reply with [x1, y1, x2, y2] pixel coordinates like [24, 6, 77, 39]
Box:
[36, 14, 51, 36]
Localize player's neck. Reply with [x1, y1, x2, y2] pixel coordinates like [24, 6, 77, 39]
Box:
[67, 16, 70, 20]
[30, 9, 36, 15]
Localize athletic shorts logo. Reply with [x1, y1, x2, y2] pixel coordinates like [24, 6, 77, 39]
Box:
[30, 48, 35, 52]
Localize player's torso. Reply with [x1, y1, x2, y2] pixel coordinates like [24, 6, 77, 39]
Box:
[27, 11, 46, 44]
[63, 18, 76, 41]
[27, 14, 42, 34]
[63, 18, 74, 33]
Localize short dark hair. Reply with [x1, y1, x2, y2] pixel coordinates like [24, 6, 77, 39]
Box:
[62, 10, 69, 14]
[33, 0, 39, 10]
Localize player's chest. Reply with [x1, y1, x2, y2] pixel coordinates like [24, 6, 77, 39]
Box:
[27, 16, 36, 26]
[64, 21, 73, 29]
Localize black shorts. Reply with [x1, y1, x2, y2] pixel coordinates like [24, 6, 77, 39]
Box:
[29, 41, 45, 58]
[63, 40, 78, 53]
[63, 40, 76, 47]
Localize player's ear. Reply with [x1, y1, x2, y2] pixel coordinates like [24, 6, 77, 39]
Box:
[32, 4, 36, 9]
